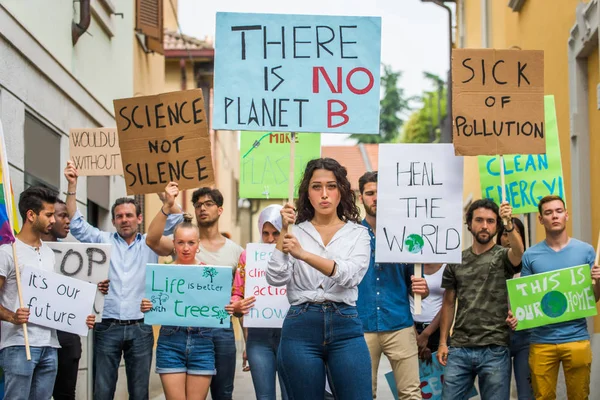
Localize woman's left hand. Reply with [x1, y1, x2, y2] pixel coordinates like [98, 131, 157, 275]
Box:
[282, 233, 306, 260]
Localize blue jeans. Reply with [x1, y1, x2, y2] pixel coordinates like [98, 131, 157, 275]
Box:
[210, 327, 236, 400]
[510, 331, 533, 400]
[278, 302, 371, 400]
[93, 321, 154, 400]
[246, 328, 288, 400]
[156, 326, 215, 375]
[443, 345, 511, 400]
[0, 346, 57, 400]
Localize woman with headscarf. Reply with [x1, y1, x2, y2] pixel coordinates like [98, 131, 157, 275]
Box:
[228, 205, 288, 400]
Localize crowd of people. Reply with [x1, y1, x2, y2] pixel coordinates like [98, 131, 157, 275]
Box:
[0, 157, 597, 400]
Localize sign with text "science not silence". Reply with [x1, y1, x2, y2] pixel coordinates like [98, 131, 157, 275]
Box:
[213, 12, 382, 134]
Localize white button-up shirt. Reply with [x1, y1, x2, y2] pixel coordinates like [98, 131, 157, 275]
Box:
[266, 221, 370, 306]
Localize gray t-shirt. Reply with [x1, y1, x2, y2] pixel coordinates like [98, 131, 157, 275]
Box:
[0, 239, 60, 349]
[196, 238, 243, 271]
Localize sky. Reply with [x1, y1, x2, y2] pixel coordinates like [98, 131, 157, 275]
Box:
[178, 0, 450, 145]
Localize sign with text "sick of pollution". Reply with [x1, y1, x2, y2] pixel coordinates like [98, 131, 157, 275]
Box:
[478, 95, 564, 214]
[213, 12, 382, 134]
[240, 132, 321, 199]
[244, 243, 290, 328]
[144, 264, 232, 328]
[376, 144, 464, 264]
[452, 49, 545, 156]
[507, 265, 597, 331]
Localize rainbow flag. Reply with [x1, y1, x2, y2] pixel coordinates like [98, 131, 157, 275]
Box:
[0, 120, 18, 245]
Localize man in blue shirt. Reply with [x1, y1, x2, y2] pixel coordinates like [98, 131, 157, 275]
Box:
[356, 171, 429, 399]
[64, 161, 175, 400]
[509, 195, 600, 399]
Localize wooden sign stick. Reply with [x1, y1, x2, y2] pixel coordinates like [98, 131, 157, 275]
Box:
[11, 244, 31, 360]
[594, 231, 600, 285]
[500, 155, 509, 227]
[414, 263, 422, 314]
[288, 132, 296, 234]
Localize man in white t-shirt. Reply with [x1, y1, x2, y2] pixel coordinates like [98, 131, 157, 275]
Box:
[0, 186, 94, 400]
[160, 186, 243, 400]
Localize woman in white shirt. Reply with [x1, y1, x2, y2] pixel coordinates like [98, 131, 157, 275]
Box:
[267, 158, 372, 400]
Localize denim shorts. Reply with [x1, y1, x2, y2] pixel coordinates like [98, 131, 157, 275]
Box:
[155, 326, 216, 375]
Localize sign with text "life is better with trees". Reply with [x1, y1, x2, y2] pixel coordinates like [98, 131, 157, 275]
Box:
[213, 12, 381, 134]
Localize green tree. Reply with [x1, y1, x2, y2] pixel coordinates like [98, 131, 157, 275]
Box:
[351, 64, 413, 143]
[202, 267, 218, 283]
[400, 72, 447, 143]
[215, 309, 230, 324]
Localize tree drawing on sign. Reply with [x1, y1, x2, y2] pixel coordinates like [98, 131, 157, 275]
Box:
[203, 267, 218, 283]
[151, 293, 169, 306]
[214, 309, 229, 324]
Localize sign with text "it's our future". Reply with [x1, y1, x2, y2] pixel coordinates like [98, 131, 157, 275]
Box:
[213, 12, 382, 134]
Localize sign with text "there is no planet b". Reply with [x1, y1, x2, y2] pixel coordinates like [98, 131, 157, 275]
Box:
[144, 264, 232, 328]
[375, 144, 464, 264]
[507, 265, 597, 331]
[213, 12, 382, 134]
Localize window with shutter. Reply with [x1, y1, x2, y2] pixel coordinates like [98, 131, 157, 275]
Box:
[136, 0, 164, 55]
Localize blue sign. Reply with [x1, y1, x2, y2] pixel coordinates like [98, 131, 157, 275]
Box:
[213, 12, 382, 134]
[144, 264, 232, 328]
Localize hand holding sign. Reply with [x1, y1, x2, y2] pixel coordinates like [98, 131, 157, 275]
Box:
[499, 201, 513, 228]
[12, 307, 30, 325]
[64, 160, 79, 185]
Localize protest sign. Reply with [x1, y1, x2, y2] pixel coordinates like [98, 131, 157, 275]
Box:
[213, 12, 382, 134]
[46, 242, 111, 319]
[240, 132, 321, 199]
[384, 352, 477, 400]
[478, 95, 563, 214]
[69, 128, 123, 176]
[243, 243, 290, 328]
[452, 49, 545, 156]
[375, 144, 464, 264]
[144, 264, 232, 328]
[21, 266, 96, 336]
[507, 265, 597, 330]
[113, 89, 215, 195]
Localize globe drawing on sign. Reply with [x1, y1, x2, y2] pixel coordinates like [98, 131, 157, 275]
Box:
[541, 291, 568, 318]
[404, 234, 424, 254]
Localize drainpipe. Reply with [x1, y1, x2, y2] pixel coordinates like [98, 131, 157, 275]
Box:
[72, 0, 91, 45]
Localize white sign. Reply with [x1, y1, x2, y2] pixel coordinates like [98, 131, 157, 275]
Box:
[243, 243, 290, 328]
[376, 144, 464, 264]
[46, 242, 111, 319]
[21, 266, 96, 336]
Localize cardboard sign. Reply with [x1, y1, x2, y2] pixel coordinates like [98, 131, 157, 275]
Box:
[113, 89, 215, 195]
[243, 244, 290, 328]
[21, 266, 96, 336]
[213, 12, 382, 134]
[478, 96, 563, 214]
[384, 353, 477, 400]
[507, 265, 597, 330]
[452, 49, 545, 156]
[240, 132, 321, 199]
[69, 128, 123, 176]
[144, 264, 232, 328]
[46, 242, 111, 319]
[376, 144, 464, 264]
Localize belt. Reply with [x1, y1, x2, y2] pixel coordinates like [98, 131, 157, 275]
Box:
[102, 318, 144, 325]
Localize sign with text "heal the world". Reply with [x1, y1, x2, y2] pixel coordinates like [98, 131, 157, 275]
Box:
[213, 12, 381, 134]
[21, 266, 97, 336]
[478, 95, 563, 214]
[507, 265, 597, 331]
[244, 243, 290, 328]
[144, 264, 232, 328]
[376, 144, 464, 264]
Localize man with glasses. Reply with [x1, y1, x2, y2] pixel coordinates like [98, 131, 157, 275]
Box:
[162, 187, 243, 400]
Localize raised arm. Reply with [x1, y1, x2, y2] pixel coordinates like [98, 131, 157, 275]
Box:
[146, 182, 180, 257]
[500, 203, 524, 267]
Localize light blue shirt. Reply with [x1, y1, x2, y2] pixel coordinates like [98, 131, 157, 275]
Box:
[521, 238, 595, 344]
[69, 209, 173, 320]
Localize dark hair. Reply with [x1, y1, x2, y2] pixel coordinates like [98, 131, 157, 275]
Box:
[296, 158, 361, 224]
[465, 198, 500, 226]
[173, 213, 199, 236]
[18, 186, 58, 220]
[111, 198, 141, 220]
[55, 199, 66, 206]
[538, 195, 565, 214]
[192, 187, 224, 207]
[496, 217, 527, 250]
[358, 171, 378, 194]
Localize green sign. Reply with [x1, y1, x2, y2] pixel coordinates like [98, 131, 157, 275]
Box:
[478, 95, 564, 214]
[240, 131, 321, 199]
[507, 265, 597, 330]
